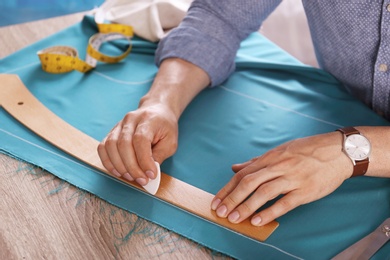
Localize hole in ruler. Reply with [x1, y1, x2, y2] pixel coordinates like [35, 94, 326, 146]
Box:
[17, 102, 24, 105]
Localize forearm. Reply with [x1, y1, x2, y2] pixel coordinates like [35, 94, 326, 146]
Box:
[357, 126, 390, 178]
[155, 0, 282, 87]
[139, 58, 210, 120]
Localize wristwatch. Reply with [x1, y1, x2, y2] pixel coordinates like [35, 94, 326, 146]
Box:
[337, 127, 371, 177]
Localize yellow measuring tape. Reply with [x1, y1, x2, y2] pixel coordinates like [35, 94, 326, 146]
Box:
[38, 18, 133, 74]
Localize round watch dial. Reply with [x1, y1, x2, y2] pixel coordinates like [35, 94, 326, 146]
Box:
[344, 134, 371, 161]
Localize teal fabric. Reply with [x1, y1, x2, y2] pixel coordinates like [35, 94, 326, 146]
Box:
[1, 16, 389, 259]
[0, 0, 103, 26]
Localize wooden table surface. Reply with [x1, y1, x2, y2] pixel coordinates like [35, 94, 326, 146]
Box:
[0, 13, 230, 260]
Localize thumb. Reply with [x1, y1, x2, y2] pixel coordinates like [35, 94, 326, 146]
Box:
[151, 139, 178, 164]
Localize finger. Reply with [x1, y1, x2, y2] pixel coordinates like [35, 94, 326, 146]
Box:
[213, 173, 258, 218]
[214, 159, 269, 202]
[231, 157, 257, 173]
[116, 124, 149, 186]
[132, 123, 158, 179]
[151, 137, 178, 164]
[211, 170, 249, 211]
[211, 150, 283, 212]
[214, 168, 280, 218]
[232, 149, 282, 174]
[102, 125, 130, 176]
[251, 192, 302, 226]
[97, 137, 122, 178]
[227, 178, 290, 223]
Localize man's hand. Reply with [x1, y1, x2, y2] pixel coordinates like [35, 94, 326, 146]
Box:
[98, 103, 178, 186]
[97, 58, 210, 186]
[211, 132, 353, 226]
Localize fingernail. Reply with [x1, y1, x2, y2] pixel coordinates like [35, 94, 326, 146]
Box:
[251, 216, 262, 226]
[145, 170, 154, 179]
[228, 211, 240, 223]
[136, 178, 148, 186]
[211, 198, 221, 210]
[112, 169, 121, 177]
[123, 173, 134, 181]
[216, 205, 227, 217]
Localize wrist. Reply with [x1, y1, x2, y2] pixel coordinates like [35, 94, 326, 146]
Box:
[139, 58, 210, 120]
[337, 127, 371, 178]
[138, 91, 182, 120]
[353, 126, 390, 178]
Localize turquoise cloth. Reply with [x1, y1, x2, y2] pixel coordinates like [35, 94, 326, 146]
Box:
[0, 0, 103, 26]
[1, 16, 389, 259]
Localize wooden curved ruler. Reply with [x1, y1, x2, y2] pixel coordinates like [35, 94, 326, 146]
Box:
[0, 74, 279, 242]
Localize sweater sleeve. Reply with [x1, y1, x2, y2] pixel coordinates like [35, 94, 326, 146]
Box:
[155, 0, 282, 86]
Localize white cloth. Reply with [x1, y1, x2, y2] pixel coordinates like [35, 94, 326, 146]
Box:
[97, 0, 192, 42]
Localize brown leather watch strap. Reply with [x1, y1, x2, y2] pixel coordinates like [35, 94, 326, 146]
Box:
[338, 126, 360, 136]
[337, 126, 370, 177]
[354, 159, 369, 177]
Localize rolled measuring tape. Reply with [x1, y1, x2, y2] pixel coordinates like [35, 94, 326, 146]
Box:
[38, 12, 133, 74]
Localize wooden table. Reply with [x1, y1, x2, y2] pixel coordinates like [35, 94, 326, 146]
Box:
[0, 13, 230, 260]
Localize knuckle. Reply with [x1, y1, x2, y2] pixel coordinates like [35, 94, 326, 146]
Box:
[105, 136, 117, 148]
[132, 132, 148, 146]
[139, 109, 152, 117]
[262, 207, 278, 221]
[278, 198, 295, 211]
[263, 149, 280, 159]
[216, 186, 230, 198]
[239, 201, 254, 215]
[123, 111, 136, 121]
[124, 165, 142, 178]
[133, 131, 145, 141]
[257, 183, 273, 197]
[234, 170, 248, 182]
[225, 195, 238, 207]
[239, 174, 255, 189]
[100, 158, 114, 171]
[135, 110, 154, 122]
[122, 160, 144, 177]
[117, 137, 131, 150]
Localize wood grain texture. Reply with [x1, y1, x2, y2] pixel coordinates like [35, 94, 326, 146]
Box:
[0, 12, 231, 260]
[0, 153, 229, 260]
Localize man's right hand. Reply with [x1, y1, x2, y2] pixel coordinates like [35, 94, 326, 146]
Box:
[98, 102, 178, 186]
[97, 58, 211, 186]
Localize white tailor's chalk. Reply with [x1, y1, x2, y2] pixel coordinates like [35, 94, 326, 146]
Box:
[143, 161, 161, 195]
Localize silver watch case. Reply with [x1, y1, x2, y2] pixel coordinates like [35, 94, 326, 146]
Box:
[343, 133, 371, 162]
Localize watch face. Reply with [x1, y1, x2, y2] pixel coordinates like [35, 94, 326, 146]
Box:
[344, 134, 371, 161]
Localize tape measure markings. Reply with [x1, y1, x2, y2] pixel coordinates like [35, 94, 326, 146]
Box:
[38, 19, 134, 74]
